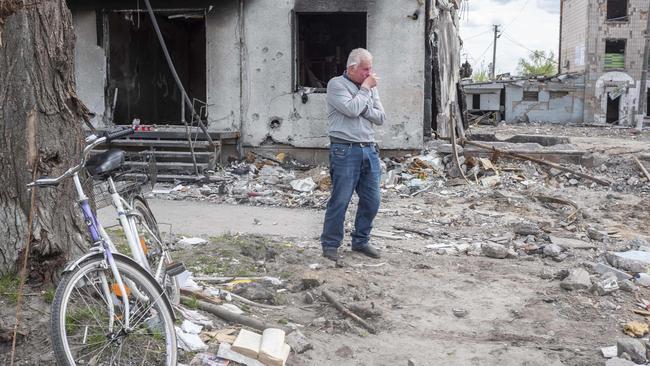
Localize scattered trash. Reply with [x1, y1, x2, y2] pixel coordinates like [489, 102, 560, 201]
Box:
[178, 237, 209, 246]
[189, 352, 230, 366]
[176, 326, 209, 352]
[290, 177, 316, 192]
[623, 321, 649, 337]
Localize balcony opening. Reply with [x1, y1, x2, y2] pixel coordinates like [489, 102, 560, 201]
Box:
[295, 13, 366, 90]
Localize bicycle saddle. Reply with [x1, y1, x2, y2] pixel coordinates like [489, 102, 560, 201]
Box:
[86, 149, 125, 178]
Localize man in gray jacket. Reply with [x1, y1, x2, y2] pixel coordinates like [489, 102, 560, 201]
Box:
[320, 48, 385, 262]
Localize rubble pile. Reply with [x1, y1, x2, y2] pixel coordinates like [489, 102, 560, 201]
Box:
[150, 138, 649, 211]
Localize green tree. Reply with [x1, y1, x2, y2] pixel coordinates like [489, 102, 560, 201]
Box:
[472, 64, 490, 82]
[517, 50, 557, 77]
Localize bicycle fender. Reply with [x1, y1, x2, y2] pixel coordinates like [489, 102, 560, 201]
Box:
[62, 248, 103, 274]
[62, 251, 176, 322]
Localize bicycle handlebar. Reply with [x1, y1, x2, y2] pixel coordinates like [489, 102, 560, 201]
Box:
[27, 127, 135, 188]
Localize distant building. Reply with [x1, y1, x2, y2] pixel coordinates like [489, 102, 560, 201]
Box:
[559, 0, 649, 125]
[462, 74, 585, 124]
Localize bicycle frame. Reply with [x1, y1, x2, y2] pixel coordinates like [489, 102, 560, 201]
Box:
[71, 172, 134, 329]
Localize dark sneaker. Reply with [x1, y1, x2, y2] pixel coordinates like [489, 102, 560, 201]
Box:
[322, 248, 342, 262]
[352, 244, 381, 258]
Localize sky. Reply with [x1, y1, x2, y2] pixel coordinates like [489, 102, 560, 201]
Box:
[458, 0, 561, 76]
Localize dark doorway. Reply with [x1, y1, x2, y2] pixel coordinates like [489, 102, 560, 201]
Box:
[296, 13, 366, 89]
[647, 88, 650, 117]
[106, 10, 206, 125]
[606, 95, 620, 124]
[472, 94, 481, 109]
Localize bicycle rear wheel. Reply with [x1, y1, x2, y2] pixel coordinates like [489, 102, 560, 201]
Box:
[51, 254, 177, 365]
[131, 196, 181, 305]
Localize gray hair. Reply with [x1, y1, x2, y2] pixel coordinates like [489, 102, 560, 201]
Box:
[346, 48, 373, 68]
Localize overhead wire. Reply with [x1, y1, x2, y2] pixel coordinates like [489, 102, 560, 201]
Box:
[501, 32, 558, 64]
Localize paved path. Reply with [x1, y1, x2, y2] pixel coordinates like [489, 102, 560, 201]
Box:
[99, 199, 323, 238]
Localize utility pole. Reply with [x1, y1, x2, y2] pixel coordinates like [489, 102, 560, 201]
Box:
[491, 25, 501, 80]
[636, 1, 650, 131]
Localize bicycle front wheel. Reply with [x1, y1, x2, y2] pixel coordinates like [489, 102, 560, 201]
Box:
[51, 255, 177, 366]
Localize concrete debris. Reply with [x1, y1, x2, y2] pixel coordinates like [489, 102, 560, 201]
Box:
[605, 358, 640, 366]
[593, 272, 619, 296]
[601, 345, 618, 358]
[286, 329, 313, 354]
[593, 263, 634, 281]
[605, 251, 650, 273]
[560, 268, 592, 291]
[188, 352, 229, 366]
[543, 244, 563, 258]
[616, 338, 647, 364]
[481, 242, 514, 259]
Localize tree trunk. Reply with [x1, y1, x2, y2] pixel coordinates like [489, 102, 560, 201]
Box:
[0, 0, 89, 283]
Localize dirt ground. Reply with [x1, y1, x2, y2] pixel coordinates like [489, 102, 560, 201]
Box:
[2, 123, 650, 365]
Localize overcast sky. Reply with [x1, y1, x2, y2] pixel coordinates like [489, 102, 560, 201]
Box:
[458, 0, 561, 76]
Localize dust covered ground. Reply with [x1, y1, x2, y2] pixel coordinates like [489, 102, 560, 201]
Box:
[1, 124, 650, 365]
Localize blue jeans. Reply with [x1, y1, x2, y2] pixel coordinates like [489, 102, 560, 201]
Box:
[321, 143, 381, 250]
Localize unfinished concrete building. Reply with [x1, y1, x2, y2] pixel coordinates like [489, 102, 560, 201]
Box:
[463, 75, 586, 124]
[560, 0, 650, 125]
[69, 0, 463, 169]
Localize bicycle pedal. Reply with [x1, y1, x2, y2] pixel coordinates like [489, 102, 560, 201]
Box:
[165, 261, 186, 277]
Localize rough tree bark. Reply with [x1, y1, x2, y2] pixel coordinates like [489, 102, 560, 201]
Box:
[0, 0, 89, 282]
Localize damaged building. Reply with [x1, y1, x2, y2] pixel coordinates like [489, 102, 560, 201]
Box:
[560, 0, 649, 125]
[69, 0, 464, 164]
[463, 74, 586, 124]
[464, 0, 649, 126]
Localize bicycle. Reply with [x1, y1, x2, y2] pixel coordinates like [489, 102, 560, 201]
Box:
[28, 127, 178, 365]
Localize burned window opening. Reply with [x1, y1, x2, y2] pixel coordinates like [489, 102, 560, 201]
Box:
[523, 91, 539, 102]
[106, 10, 206, 125]
[606, 0, 628, 21]
[604, 39, 626, 69]
[296, 13, 366, 90]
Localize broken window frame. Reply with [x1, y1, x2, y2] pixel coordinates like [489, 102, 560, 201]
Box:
[522, 91, 539, 102]
[605, 0, 628, 22]
[293, 11, 367, 93]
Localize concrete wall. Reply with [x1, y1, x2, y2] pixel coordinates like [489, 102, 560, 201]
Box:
[505, 79, 585, 124]
[238, 0, 425, 149]
[205, 2, 241, 132]
[69, 0, 457, 149]
[559, 0, 588, 73]
[72, 9, 107, 127]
